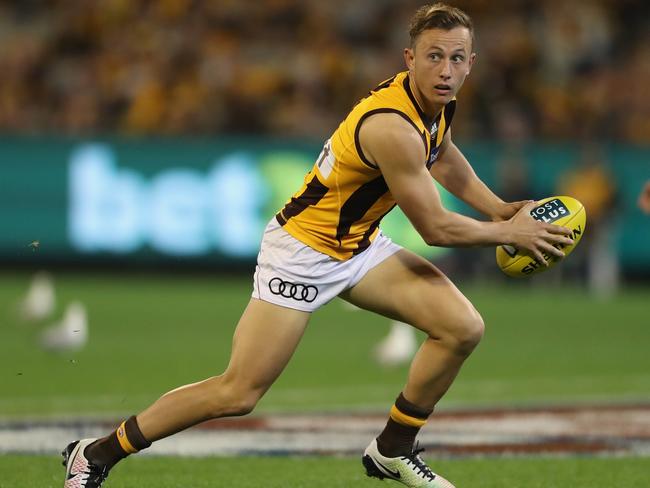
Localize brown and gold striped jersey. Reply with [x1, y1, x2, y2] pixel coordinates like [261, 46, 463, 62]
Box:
[275, 71, 456, 260]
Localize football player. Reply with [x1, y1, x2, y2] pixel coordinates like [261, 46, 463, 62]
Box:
[62, 4, 573, 487]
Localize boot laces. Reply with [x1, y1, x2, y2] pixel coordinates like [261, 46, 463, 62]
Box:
[402, 443, 435, 481]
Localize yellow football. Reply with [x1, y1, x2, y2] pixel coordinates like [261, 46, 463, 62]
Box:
[496, 196, 587, 278]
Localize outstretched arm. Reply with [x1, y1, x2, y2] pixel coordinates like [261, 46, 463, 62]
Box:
[430, 130, 527, 220]
[358, 113, 572, 264]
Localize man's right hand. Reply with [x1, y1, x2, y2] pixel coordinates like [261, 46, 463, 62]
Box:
[506, 202, 574, 265]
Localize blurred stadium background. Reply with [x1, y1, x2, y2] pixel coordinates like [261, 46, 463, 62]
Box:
[1, 0, 649, 486]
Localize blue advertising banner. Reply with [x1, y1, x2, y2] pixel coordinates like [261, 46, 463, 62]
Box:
[1, 137, 648, 272]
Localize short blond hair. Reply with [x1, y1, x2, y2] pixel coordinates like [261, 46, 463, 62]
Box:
[409, 3, 474, 48]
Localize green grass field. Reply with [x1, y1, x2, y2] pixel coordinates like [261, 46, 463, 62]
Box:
[1, 272, 648, 418]
[2, 272, 650, 486]
[2, 454, 649, 488]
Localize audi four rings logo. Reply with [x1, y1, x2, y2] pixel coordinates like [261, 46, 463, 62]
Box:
[269, 277, 319, 303]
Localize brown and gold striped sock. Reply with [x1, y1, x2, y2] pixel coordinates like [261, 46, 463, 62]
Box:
[85, 415, 151, 468]
[376, 392, 433, 457]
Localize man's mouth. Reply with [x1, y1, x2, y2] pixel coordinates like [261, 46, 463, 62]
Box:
[435, 84, 451, 92]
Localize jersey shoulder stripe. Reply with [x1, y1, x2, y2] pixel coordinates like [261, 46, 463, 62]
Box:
[354, 108, 428, 169]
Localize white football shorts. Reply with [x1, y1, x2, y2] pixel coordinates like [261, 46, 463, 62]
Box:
[252, 219, 402, 312]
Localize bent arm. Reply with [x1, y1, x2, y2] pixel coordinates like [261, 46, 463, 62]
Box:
[431, 130, 511, 220]
[359, 114, 511, 247]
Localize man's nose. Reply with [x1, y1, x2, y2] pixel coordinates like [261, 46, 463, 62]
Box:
[439, 58, 452, 79]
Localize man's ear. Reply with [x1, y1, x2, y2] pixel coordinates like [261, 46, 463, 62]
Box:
[467, 52, 477, 75]
[404, 47, 415, 71]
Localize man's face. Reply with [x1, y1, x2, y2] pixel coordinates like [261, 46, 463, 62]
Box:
[404, 27, 475, 108]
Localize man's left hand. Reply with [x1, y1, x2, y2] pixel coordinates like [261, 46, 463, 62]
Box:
[493, 200, 534, 221]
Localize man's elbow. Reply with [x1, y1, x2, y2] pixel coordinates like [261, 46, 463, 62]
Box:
[417, 209, 455, 247]
[422, 228, 453, 247]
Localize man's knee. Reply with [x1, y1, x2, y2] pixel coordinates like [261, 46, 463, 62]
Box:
[221, 390, 259, 417]
[448, 308, 485, 355]
[422, 305, 484, 355]
[204, 375, 264, 418]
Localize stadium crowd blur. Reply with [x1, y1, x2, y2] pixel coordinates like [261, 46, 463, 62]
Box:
[1, 0, 649, 143]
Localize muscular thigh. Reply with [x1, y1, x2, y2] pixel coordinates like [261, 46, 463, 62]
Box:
[224, 298, 310, 393]
[340, 249, 479, 339]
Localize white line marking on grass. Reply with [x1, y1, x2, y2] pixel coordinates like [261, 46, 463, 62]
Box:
[2, 405, 649, 458]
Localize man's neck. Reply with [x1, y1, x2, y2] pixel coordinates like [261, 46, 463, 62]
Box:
[408, 75, 444, 120]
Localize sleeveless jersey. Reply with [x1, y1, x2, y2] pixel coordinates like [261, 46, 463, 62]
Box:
[275, 71, 456, 260]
